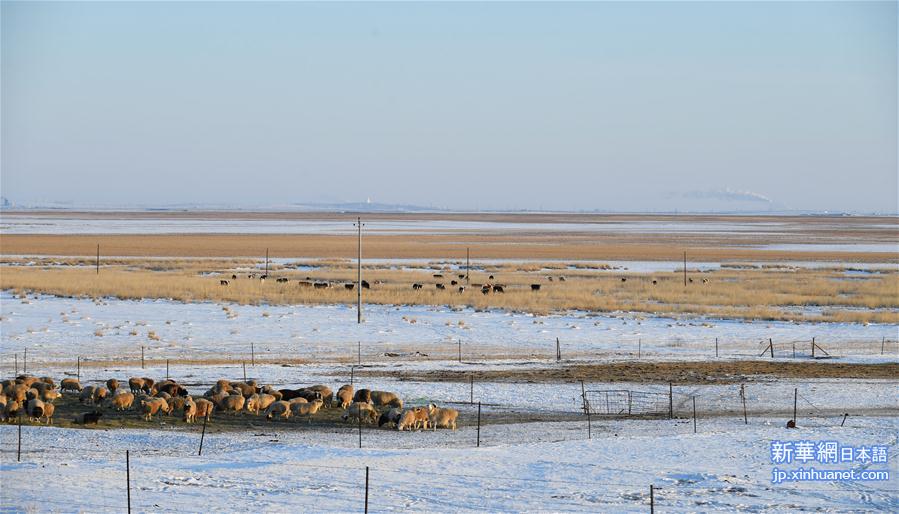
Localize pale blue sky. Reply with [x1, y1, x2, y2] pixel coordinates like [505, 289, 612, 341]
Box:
[2, 1, 896, 212]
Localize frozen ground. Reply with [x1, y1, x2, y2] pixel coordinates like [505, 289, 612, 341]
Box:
[1, 413, 895, 512]
[2, 292, 896, 369]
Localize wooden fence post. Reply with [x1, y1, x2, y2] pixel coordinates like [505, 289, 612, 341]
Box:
[242, 362, 247, 382]
[476, 401, 481, 448]
[470, 375, 474, 405]
[715, 338, 718, 358]
[17, 416, 22, 462]
[357, 341, 361, 366]
[668, 382, 673, 419]
[350, 366, 354, 386]
[650, 484, 654, 513]
[811, 337, 815, 358]
[23, 348, 26, 374]
[556, 337, 561, 361]
[15, 353, 18, 376]
[458, 339, 462, 363]
[77, 356, 81, 381]
[166, 359, 170, 380]
[198, 415, 208, 456]
[251, 342, 255, 367]
[141, 346, 144, 369]
[364, 466, 369, 514]
[358, 411, 362, 449]
[841, 413, 849, 427]
[580, 380, 587, 415]
[638, 339, 641, 359]
[793, 388, 798, 426]
[692, 396, 697, 433]
[740, 384, 747, 425]
[769, 338, 774, 358]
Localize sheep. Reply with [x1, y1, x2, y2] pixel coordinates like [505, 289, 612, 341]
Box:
[219, 394, 245, 414]
[261, 385, 283, 400]
[25, 388, 40, 401]
[93, 387, 109, 404]
[194, 398, 214, 421]
[305, 385, 333, 407]
[229, 381, 257, 397]
[336, 385, 353, 409]
[378, 408, 404, 428]
[17, 376, 39, 387]
[80, 386, 98, 404]
[128, 377, 145, 394]
[106, 379, 120, 393]
[40, 389, 61, 403]
[264, 401, 292, 421]
[370, 391, 403, 409]
[39, 377, 56, 388]
[396, 410, 417, 431]
[154, 391, 173, 401]
[61, 378, 83, 393]
[110, 392, 135, 411]
[412, 407, 430, 430]
[3, 400, 22, 421]
[290, 399, 324, 421]
[8, 384, 27, 403]
[341, 402, 378, 424]
[141, 398, 169, 421]
[352, 389, 372, 404]
[73, 411, 103, 425]
[158, 382, 189, 397]
[245, 393, 277, 415]
[183, 397, 198, 423]
[279, 388, 322, 402]
[26, 398, 45, 421]
[141, 377, 156, 393]
[168, 395, 188, 414]
[427, 403, 459, 431]
[40, 402, 55, 425]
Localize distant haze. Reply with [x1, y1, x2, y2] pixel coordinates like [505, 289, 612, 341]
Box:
[2, 1, 896, 213]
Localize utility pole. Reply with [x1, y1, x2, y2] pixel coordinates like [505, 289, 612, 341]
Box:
[96, 244, 100, 275]
[466, 247, 470, 284]
[683, 251, 687, 287]
[355, 217, 364, 323]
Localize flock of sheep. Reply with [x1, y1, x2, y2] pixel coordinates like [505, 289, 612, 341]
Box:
[1, 374, 459, 432]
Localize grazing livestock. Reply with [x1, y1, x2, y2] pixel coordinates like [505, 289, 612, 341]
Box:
[433, 274, 443, 278]
[128, 378, 146, 394]
[220, 280, 230, 286]
[702, 278, 709, 284]
[451, 280, 458, 286]
[39, 402, 55, 424]
[488, 275, 494, 280]
[169, 396, 188, 413]
[141, 398, 169, 421]
[194, 398, 214, 421]
[531, 284, 541, 291]
[353, 389, 372, 404]
[3, 400, 22, 421]
[276, 278, 289, 283]
[219, 394, 246, 414]
[396, 409, 417, 431]
[412, 407, 430, 430]
[436, 283, 446, 290]
[342, 402, 378, 424]
[290, 399, 324, 421]
[183, 398, 198, 423]
[245, 393, 277, 415]
[345, 283, 355, 290]
[110, 392, 135, 411]
[547, 276, 554, 281]
[141, 378, 156, 393]
[313, 282, 330, 289]
[361, 280, 370, 289]
[39, 377, 56, 388]
[412, 283, 423, 290]
[336, 385, 353, 409]
[492, 285, 504, 293]
[231, 274, 237, 280]
[40, 389, 61, 403]
[279, 388, 323, 403]
[80, 386, 97, 404]
[652, 280, 658, 285]
[229, 381, 257, 398]
[481, 285, 490, 295]
[306, 385, 333, 407]
[427, 403, 460, 430]
[621, 277, 627, 283]
[26, 398, 45, 421]
[264, 401, 292, 421]
[159, 382, 189, 397]
[458, 286, 465, 293]
[8, 384, 28, 403]
[458, 274, 465, 279]
[60, 378, 83, 393]
[378, 408, 404, 428]
[370, 391, 403, 409]
[298, 281, 313, 288]
[106, 379, 120, 393]
[73, 411, 103, 425]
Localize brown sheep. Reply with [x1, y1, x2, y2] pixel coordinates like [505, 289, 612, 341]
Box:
[264, 400, 291, 421]
[370, 391, 403, 409]
[353, 389, 372, 404]
[40, 402, 55, 424]
[219, 394, 245, 414]
[168, 396, 187, 414]
[245, 393, 277, 415]
[128, 377, 145, 394]
[40, 389, 62, 403]
[194, 398, 214, 421]
[61, 378, 83, 393]
[106, 379, 120, 393]
[336, 385, 353, 409]
[39, 377, 56, 388]
[94, 386, 109, 404]
[342, 402, 378, 424]
[229, 381, 257, 397]
[141, 377, 155, 392]
[141, 398, 168, 421]
[396, 409, 417, 431]
[110, 392, 135, 411]
[183, 398, 198, 423]
[412, 407, 430, 430]
[427, 403, 459, 431]
[378, 408, 404, 428]
[306, 385, 333, 407]
[290, 399, 324, 421]
[4, 400, 23, 421]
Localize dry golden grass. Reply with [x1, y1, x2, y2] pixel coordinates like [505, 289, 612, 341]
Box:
[1, 261, 896, 323]
[2, 233, 896, 262]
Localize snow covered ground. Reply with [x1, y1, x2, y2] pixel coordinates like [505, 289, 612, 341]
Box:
[1, 414, 895, 512]
[2, 292, 896, 370]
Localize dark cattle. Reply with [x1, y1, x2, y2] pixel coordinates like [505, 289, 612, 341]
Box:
[558, 276, 566, 282]
[652, 280, 658, 285]
[298, 281, 313, 287]
[488, 275, 494, 280]
[688, 278, 694, 283]
[458, 286, 465, 293]
[436, 283, 446, 290]
[276, 278, 289, 283]
[457, 274, 465, 279]
[260, 274, 268, 280]
[412, 283, 423, 290]
[530, 284, 541, 291]
[702, 278, 709, 284]
[353, 389, 372, 404]
[313, 282, 330, 289]
[621, 278, 627, 283]
[481, 285, 490, 295]
[248, 274, 256, 279]
[361, 280, 370, 289]
[547, 276, 554, 281]
[345, 283, 355, 290]
[492, 285, 504, 293]
[433, 274, 443, 278]
[220, 280, 229, 286]
[451, 280, 458, 286]
[231, 274, 237, 280]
